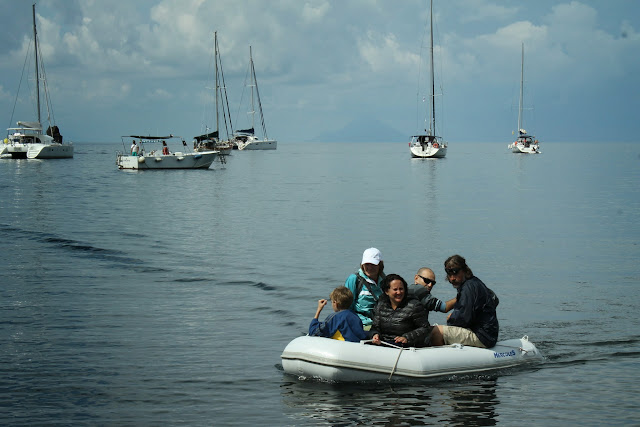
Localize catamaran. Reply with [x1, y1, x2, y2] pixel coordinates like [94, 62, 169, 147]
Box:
[5, 4, 73, 159]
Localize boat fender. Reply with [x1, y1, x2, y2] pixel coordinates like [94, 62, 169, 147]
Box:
[194, 154, 202, 159]
[155, 157, 162, 161]
[138, 156, 145, 163]
[177, 156, 185, 161]
[3, 138, 7, 144]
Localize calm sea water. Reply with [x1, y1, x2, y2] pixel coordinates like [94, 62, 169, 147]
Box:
[1, 141, 639, 425]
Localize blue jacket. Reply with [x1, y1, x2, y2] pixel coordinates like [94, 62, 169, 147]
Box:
[447, 276, 500, 347]
[344, 269, 384, 326]
[309, 309, 367, 342]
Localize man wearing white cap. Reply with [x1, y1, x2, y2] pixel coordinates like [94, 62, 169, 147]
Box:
[344, 248, 386, 330]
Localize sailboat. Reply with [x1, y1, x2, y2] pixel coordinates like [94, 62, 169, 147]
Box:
[234, 46, 277, 150]
[5, 4, 73, 159]
[508, 43, 541, 154]
[409, 0, 446, 159]
[193, 32, 234, 155]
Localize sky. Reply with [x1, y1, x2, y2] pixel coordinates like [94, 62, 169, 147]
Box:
[0, 0, 638, 143]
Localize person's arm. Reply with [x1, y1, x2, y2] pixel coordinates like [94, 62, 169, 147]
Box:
[345, 312, 368, 341]
[314, 299, 327, 319]
[447, 287, 472, 326]
[443, 297, 457, 312]
[309, 299, 328, 336]
[402, 302, 431, 346]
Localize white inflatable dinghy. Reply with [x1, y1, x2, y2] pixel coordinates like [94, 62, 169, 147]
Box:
[281, 335, 542, 382]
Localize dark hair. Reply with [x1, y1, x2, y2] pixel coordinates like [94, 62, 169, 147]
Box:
[444, 254, 473, 279]
[330, 287, 353, 310]
[381, 273, 408, 295]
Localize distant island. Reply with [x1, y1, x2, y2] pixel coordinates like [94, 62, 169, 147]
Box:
[307, 118, 406, 143]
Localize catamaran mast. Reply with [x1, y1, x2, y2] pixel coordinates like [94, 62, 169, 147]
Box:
[32, 4, 41, 125]
[518, 42, 524, 133]
[429, 0, 435, 137]
[249, 46, 256, 132]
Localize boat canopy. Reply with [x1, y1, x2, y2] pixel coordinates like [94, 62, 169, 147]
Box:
[125, 134, 175, 140]
[193, 131, 219, 142]
[236, 127, 255, 135]
[17, 121, 42, 129]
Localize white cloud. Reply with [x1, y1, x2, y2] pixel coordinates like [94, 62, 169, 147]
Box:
[0, 0, 638, 142]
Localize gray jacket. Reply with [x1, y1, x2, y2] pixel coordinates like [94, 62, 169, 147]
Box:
[408, 284, 447, 312]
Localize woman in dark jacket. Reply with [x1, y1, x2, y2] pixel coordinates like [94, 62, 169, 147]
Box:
[370, 273, 431, 347]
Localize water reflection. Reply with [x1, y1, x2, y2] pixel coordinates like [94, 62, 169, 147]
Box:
[281, 376, 499, 426]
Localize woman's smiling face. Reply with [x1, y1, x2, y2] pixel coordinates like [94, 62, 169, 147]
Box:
[386, 279, 405, 307]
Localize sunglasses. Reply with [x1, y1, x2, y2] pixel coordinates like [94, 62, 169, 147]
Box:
[445, 268, 461, 276]
[419, 276, 436, 286]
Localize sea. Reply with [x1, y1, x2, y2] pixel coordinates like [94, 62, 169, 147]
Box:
[1, 141, 639, 426]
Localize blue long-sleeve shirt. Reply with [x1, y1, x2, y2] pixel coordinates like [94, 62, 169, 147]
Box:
[309, 309, 368, 342]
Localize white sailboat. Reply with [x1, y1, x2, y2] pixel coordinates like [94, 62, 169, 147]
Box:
[193, 32, 234, 156]
[234, 47, 277, 151]
[409, 0, 446, 159]
[5, 4, 73, 159]
[508, 43, 541, 154]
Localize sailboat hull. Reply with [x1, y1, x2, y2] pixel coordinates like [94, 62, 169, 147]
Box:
[409, 136, 447, 158]
[410, 144, 447, 158]
[508, 142, 540, 154]
[27, 143, 74, 159]
[237, 137, 277, 150]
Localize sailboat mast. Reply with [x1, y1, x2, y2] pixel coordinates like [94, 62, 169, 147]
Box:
[249, 46, 256, 131]
[214, 32, 220, 137]
[429, 0, 435, 136]
[518, 42, 524, 133]
[32, 4, 41, 125]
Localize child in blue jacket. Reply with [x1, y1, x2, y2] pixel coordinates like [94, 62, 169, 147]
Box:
[309, 287, 367, 342]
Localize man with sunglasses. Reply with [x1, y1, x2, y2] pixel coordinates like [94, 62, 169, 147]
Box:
[408, 267, 456, 314]
[429, 255, 500, 348]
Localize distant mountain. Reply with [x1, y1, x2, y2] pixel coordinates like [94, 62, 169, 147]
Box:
[307, 118, 406, 143]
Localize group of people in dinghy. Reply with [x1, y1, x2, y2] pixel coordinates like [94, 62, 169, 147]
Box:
[309, 248, 500, 349]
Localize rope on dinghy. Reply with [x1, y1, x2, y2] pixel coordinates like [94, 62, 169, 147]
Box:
[360, 339, 410, 380]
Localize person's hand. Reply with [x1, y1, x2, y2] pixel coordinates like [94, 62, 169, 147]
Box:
[372, 334, 381, 345]
[394, 336, 408, 345]
[317, 299, 328, 310]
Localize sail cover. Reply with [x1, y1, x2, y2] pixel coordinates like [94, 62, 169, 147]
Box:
[236, 127, 255, 135]
[194, 131, 219, 142]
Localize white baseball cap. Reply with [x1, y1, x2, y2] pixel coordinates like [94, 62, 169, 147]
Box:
[361, 247, 382, 265]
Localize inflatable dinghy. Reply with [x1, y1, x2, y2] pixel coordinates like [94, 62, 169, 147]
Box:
[281, 335, 542, 382]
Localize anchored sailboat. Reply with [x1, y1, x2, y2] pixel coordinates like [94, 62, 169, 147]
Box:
[234, 46, 277, 150]
[508, 43, 541, 154]
[409, 0, 447, 159]
[5, 4, 73, 159]
[193, 31, 234, 155]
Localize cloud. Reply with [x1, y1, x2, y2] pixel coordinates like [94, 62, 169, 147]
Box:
[0, 0, 638, 142]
